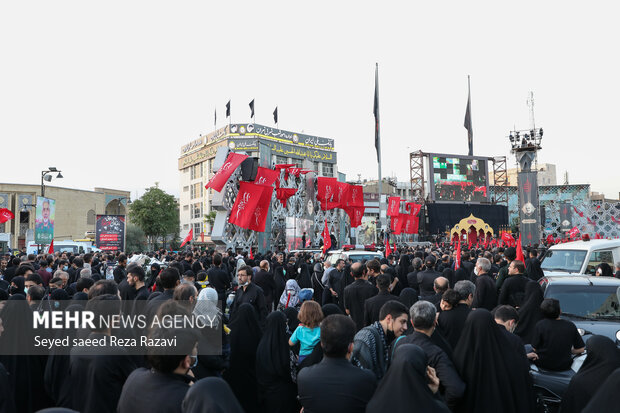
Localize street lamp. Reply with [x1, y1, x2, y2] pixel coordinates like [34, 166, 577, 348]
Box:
[41, 167, 63, 197]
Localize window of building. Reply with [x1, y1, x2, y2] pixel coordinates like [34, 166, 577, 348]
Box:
[183, 205, 189, 211]
[192, 203, 202, 219]
[183, 167, 189, 174]
[87, 209, 96, 225]
[322, 163, 334, 177]
[190, 163, 203, 180]
[276, 155, 288, 165]
[183, 224, 189, 230]
[183, 186, 189, 192]
[208, 158, 214, 176]
[193, 223, 202, 237]
[190, 183, 203, 199]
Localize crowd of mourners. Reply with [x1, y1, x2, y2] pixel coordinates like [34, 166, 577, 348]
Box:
[0, 242, 619, 413]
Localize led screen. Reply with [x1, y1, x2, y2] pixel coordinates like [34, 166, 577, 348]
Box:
[430, 155, 488, 202]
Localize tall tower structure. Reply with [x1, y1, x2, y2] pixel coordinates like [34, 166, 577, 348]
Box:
[508, 93, 544, 245]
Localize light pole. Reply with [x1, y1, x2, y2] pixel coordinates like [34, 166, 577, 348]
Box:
[41, 167, 63, 197]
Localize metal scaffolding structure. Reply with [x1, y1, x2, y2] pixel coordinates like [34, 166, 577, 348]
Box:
[491, 156, 508, 206]
[409, 150, 426, 202]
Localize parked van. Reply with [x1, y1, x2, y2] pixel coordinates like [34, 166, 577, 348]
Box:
[541, 239, 620, 276]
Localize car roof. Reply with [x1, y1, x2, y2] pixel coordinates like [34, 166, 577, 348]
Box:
[328, 250, 382, 254]
[543, 275, 620, 286]
[549, 239, 620, 250]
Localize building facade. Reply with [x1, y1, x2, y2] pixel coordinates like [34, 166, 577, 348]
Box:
[178, 123, 338, 243]
[0, 184, 130, 252]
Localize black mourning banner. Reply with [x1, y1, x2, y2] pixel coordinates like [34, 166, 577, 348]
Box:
[559, 203, 573, 232]
[249, 99, 255, 118]
[518, 171, 541, 245]
[226, 100, 231, 118]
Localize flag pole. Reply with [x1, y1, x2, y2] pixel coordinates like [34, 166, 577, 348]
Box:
[374, 63, 383, 235]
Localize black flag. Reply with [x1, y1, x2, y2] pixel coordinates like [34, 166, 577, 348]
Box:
[226, 100, 230, 118]
[249, 99, 255, 118]
[373, 63, 381, 163]
[464, 76, 473, 156]
[273, 107, 278, 124]
[214, 108, 217, 126]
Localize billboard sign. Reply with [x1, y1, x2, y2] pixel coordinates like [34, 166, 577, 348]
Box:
[428, 153, 489, 203]
[96, 215, 126, 251]
[35, 197, 55, 244]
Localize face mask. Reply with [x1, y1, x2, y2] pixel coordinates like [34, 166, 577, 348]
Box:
[189, 355, 198, 369]
[283, 270, 286, 275]
[46, 267, 52, 273]
[63, 266, 68, 271]
[9, 286, 19, 295]
[24, 287, 29, 294]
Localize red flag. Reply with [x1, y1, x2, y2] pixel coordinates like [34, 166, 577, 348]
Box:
[501, 232, 515, 247]
[569, 226, 580, 239]
[546, 234, 554, 244]
[385, 236, 392, 258]
[48, 239, 54, 254]
[345, 185, 364, 208]
[346, 206, 365, 227]
[317, 177, 338, 210]
[229, 182, 267, 230]
[387, 197, 401, 217]
[455, 242, 461, 270]
[405, 202, 422, 216]
[276, 187, 297, 208]
[402, 214, 419, 234]
[205, 152, 248, 192]
[322, 221, 331, 254]
[390, 214, 405, 235]
[253, 167, 279, 187]
[0, 208, 15, 224]
[248, 186, 273, 232]
[333, 182, 351, 209]
[180, 228, 193, 248]
[516, 234, 525, 262]
[200, 231, 204, 242]
[249, 248, 254, 260]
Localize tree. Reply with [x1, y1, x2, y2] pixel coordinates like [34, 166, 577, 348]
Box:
[129, 184, 179, 250]
[125, 222, 147, 252]
[205, 211, 217, 233]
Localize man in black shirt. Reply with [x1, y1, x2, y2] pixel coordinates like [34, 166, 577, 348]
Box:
[344, 262, 378, 331]
[427, 276, 449, 308]
[229, 265, 268, 325]
[113, 255, 127, 284]
[395, 300, 465, 407]
[364, 273, 394, 326]
[438, 280, 474, 349]
[127, 264, 149, 301]
[324, 259, 345, 310]
[472, 258, 497, 311]
[253, 260, 275, 311]
[498, 260, 531, 307]
[531, 298, 585, 371]
[206, 254, 230, 304]
[418, 255, 441, 298]
[298, 315, 377, 413]
[407, 257, 423, 290]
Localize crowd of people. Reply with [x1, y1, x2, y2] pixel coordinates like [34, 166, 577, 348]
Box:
[0, 243, 619, 413]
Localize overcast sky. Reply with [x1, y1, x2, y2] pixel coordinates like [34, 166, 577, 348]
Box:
[1, 1, 618, 200]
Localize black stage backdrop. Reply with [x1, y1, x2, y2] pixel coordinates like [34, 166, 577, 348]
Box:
[425, 203, 508, 235]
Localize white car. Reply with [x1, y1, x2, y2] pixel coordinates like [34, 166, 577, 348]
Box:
[326, 248, 383, 265]
[541, 239, 620, 276]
